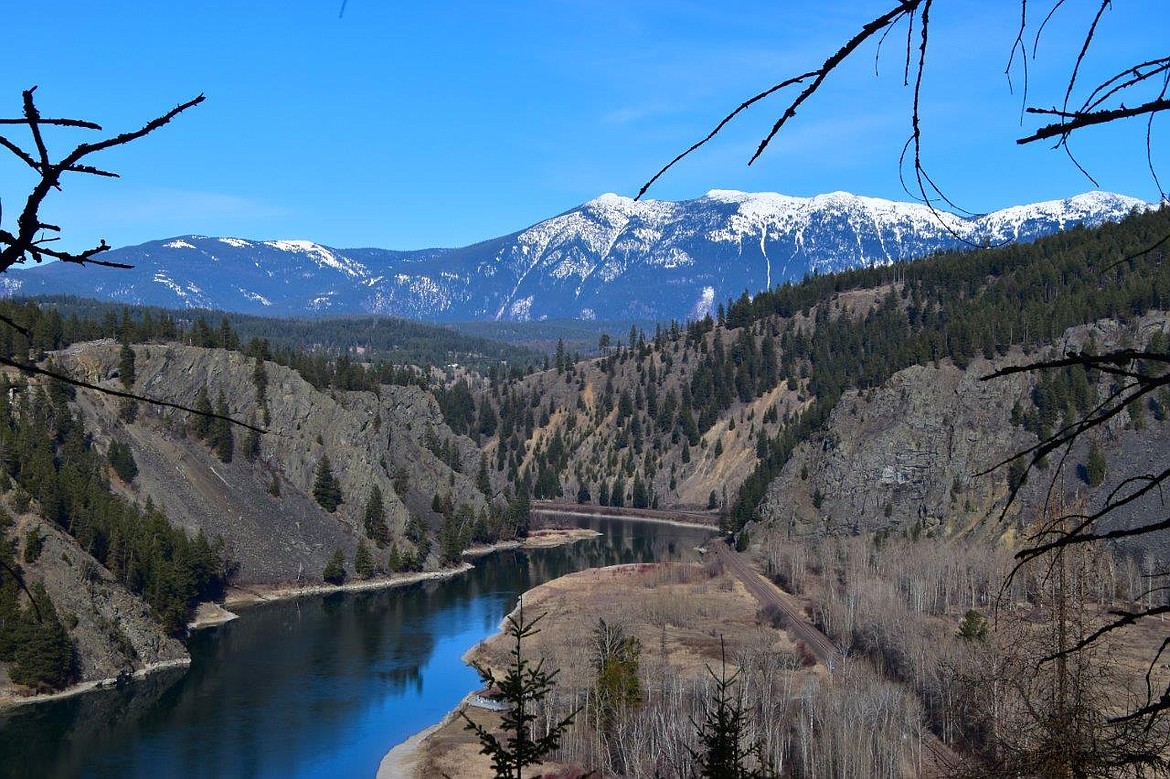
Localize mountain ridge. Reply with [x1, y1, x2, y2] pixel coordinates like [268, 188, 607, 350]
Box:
[2, 189, 1150, 323]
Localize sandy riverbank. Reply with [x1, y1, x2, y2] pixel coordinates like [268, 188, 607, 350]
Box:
[386, 556, 805, 779]
[223, 564, 475, 610]
[0, 657, 191, 711]
[533, 506, 722, 532]
[376, 691, 476, 779]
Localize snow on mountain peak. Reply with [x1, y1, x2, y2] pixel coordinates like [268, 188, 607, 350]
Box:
[4, 188, 1153, 323]
[587, 192, 635, 209]
[261, 239, 368, 278]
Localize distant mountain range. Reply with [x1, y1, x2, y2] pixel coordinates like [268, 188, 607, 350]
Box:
[1, 189, 1150, 322]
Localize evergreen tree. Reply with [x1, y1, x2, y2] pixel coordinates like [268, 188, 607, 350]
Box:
[8, 584, 75, 691]
[592, 618, 642, 735]
[610, 479, 624, 508]
[476, 453, 492, 496]
[438, 512, 466, 565]
[387, 542, 403, 573]
[117, 343, 138, 421]
[462, 601, 577, 779]
[313, 456, 343, 512]
[957, 609, 990, 642]
[22, 526, 43, 564]
[353, 541, 374, 579]
[688, 641, 773, 778]
[631, 474, 648, 509]
[405, 513, 431, 561]
[1083, 442, 1107, 488]
[118, 342, 136, 388]
[108, 440, 137, 482]
[211, 390, 234, 463]
[322, 548, 346, 584]
[363, 485, 390, 546]
[190, 385, 213, 440]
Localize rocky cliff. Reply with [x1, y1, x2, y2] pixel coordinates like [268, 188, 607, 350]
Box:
[755, 313, 1170, 555]
[57, 341, 485, 584]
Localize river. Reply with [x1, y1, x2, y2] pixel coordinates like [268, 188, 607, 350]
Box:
[0, 515, 714, 779]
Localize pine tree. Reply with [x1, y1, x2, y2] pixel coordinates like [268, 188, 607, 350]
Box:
[108, 440, 137, 483]
[117, 343, 138, 421]
[117, 342, 136, 388]
[211, 390, 234, 463]
[438, 512, 466, 565]
[462, 601, 577, 779]
[190, 384, 213, 440]
[353, 541, 374, 579]
[387, 542, 403, 573]
[313, 456, 343, 512]
[476, 453, 492, 496]
[689, 640, 773, 778]
[9, 584, 75, 691]
[592, 618, 642, 735]
[631, 474, 648, 509]
[363, 485, 389, 546]
[1083, 441, 1107, 488]
[322, 548, 346, 584]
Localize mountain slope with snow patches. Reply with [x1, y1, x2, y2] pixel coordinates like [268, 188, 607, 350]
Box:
[4, 190, 1150, 322]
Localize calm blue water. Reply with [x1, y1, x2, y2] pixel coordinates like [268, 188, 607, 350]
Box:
[0, 515, 713, 778]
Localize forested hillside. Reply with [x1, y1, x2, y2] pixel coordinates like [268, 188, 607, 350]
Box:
[1, 204, 1167, 703]
[18, 296, 541, 375]
[459, 205, 1170, 538]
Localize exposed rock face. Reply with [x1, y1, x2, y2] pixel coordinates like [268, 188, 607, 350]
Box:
[759, 360, 1034, 537]
[0, 339, 488, 695]
[57, 341, 484, 584]
[758, 314, 1170, 554]
[12, 516, 187, 684]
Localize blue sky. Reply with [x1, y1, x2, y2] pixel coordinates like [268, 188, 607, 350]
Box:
[1, 1, 1165, 255]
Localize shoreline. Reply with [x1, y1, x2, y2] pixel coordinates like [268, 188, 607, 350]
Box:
[223, 564, 475, 610]
[532, 506, 721, 532]
[376, 691, 475, 779]
[0, 657, 191, 712]
[224, 528, 601, 610]
[385, 556, 770, 779]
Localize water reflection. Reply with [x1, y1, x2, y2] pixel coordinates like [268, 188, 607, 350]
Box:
[0, 515, 712, 779]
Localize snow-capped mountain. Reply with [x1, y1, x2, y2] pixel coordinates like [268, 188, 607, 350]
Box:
[3, 190, 1149, 322]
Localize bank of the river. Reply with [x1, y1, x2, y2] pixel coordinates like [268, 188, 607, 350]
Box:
[0, 514, 714, 779]
[389, 552, 802, 778]
[532, 502, 721, 532]
[0, 657, 192, 711]
[224, 527, 599, 609]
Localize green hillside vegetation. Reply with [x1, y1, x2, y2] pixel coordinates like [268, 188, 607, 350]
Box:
[0, 374, 231, 633]
[464, 206, 1170, 531]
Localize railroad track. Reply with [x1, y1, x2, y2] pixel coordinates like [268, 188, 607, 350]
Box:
[712, 541, 962, 776]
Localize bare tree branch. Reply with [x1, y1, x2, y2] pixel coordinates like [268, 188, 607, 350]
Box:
[1019, 98, 1170, 145]
[636, 1, 924, 200]
[0, 88, 205, 272]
